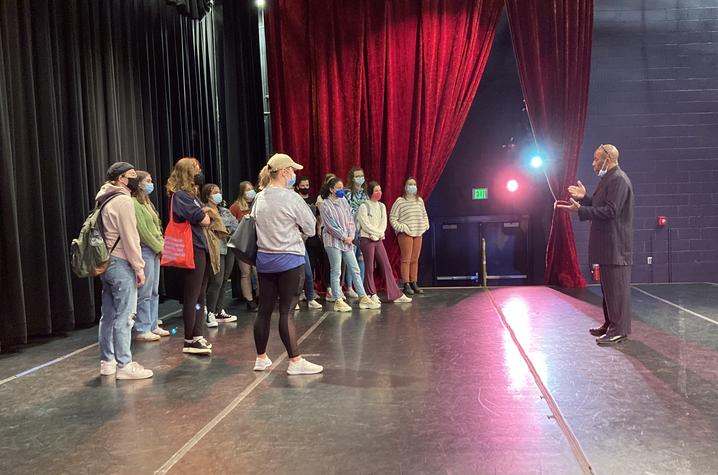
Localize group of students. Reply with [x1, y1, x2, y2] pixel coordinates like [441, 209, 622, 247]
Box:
[94, 154, 429, 380]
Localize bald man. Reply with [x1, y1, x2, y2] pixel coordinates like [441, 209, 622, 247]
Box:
[557, 144, 634, 345]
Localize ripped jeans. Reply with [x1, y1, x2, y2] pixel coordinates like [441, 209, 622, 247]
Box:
[99, 256, 138, 367]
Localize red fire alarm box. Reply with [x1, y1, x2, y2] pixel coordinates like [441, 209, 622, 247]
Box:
[656, 216, 667, 227]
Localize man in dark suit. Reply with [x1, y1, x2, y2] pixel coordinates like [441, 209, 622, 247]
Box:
[557, 144, 633, 346]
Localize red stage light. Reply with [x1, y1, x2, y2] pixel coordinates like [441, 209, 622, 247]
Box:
[656, 216, 667, 227]
[506, 179, 519, 192]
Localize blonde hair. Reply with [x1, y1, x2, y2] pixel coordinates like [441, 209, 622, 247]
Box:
[234, 181, 254, 211]
[257, 166, 271, 191]
[166, 157, 200, 196]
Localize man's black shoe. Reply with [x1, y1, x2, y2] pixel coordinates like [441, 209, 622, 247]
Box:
[589, 325, 608, 337]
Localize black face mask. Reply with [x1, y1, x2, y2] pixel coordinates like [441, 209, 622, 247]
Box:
[298, 187, 310, 195]
[126, 177, 140, 192]
[194, 172, 205, 187]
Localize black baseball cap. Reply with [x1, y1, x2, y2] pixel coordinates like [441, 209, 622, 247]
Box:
[106, 161, 136, 181]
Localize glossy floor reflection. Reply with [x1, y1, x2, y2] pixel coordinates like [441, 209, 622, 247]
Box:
[1, 283, 717, 474]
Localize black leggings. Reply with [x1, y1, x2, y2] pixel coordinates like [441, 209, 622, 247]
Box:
[254, 265, 304, 358]
[183, 248, 211, 340]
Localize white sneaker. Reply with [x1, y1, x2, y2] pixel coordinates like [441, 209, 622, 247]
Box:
[134, 331, 161, 342]
[394, 294, 413, 303]
[370, 294, 382, 305]
[308, 299, 323, 309]
[345, 289, 359, 299]
[359, 296, 381, 309]
[206, 312, 219, 328]
[326, 288, 336, 302]
[152, 327, 171, 337]
[116, 361, 153, 380]
[295, 304, 301, 310]
[334, 298, 352, 312]
[100, 360, 117, 376]
[300, 291, 307, 301]
[157, 319, 164, 326]
[287, 357, 323, 375]
[253, 356, 273, 371]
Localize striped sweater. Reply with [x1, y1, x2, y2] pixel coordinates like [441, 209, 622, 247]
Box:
[319, 196, 355, 252]
[390, 196, 430, 237]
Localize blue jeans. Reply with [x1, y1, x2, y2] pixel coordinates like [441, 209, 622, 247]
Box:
[303, 251, 316, 300]
[99, 257, 137, 367]
[135, 245, 160, 333]
[326, 246, 366, 299]
[344, 232, 365, 291]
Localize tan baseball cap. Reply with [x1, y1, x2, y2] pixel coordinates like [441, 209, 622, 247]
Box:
[267, 153, 303, 171]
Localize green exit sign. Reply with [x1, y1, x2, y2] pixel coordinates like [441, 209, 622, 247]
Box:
[472, 188, 488, 200]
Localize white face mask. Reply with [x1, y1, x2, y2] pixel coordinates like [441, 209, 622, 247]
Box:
[597, 158, 609, 178]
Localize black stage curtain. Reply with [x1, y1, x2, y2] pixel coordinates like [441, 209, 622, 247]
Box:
[0, 0, 264, 348]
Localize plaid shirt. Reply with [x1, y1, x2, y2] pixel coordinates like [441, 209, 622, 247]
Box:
[319, 196, 355, 252]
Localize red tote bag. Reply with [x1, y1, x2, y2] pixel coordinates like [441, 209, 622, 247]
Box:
[161, 195, 195, 269]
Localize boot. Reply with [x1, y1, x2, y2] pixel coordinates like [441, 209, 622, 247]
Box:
[410, 282, 424, 295]
[247, 299, 259, 312]
[403, 283, 414, 296]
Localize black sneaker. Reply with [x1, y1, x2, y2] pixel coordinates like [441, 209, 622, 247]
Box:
[183, 338, 212, 355]
[216, 309, 238, 323]
[403, 283, 415, 296]
[596, 334, 627, 346]
[247, 300, 259, 312]
[410, 282, 424, 295]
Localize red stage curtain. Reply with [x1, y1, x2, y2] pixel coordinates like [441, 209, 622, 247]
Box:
[505, 0, 593, 288]
[266, 0, 503, 273]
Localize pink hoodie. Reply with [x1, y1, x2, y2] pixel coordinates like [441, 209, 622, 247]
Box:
[95, 183, 144, 273]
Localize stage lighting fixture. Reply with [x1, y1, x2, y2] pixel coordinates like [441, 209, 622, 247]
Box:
[255, 0, 266, 8]
[506, 179, 519, 192]
[530, 155, 543, 168]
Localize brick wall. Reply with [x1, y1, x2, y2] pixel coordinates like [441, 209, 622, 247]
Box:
[575, 0, 718, 283]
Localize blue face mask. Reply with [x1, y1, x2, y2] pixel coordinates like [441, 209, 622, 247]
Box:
[211, 193, 223, 204]
[355, 176, 365, 186]
[287, 172, 297, 188]
[406, 185, 418, 195]
[144, 183, 155, 195]
[245, 190, 256, 201]
[335, 189, 346, 199]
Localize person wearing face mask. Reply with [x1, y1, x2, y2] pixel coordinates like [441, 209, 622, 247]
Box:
[96, 161, 153, 379]
[252, 153, 323, 375]
[314, 173, 338, 299]
[357, 182, 413, 304]
[202, 183, 239, 326]
[390, 177, 430, 296]
[166, 157, 213, 355]
[131, 171, 168, 342]
[319, 176, 381, 312]
[342, 167, 368, 299]
[230, 181, 259, 311]
[293, 176, 323, 310]
[557, 144, 634, 346]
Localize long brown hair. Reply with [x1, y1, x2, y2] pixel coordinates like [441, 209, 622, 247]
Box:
[347, 167, 367, 194]
[234, 181, 254, 211]
[132, 170, 151, 204]
[166, 157, 200, 196]
[200, 183, 220, 205]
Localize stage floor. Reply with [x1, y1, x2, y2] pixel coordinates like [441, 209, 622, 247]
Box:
[1, 283, 717, 474]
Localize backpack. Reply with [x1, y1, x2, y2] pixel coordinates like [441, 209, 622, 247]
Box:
[70, 193, 123, 278]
